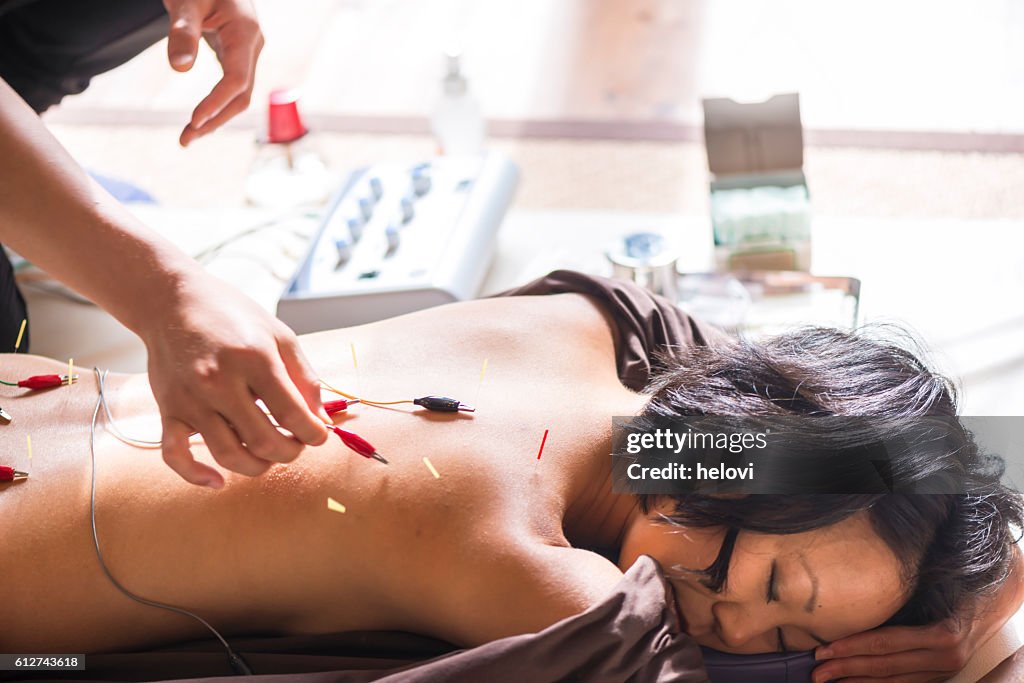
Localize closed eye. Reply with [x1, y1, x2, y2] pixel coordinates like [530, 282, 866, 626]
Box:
[768, 560, 787, 653]
[765, 559, 779, 603]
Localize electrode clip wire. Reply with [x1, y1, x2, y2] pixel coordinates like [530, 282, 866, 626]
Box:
[320, 379, 474, 413]
[89, 368, 252, 676]
[320, 378, 411, 407]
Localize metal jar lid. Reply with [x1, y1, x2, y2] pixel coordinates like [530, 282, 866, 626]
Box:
[606, 232, 679, 269]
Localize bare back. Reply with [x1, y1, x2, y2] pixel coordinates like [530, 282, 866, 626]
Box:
[0, 294, 643, 653]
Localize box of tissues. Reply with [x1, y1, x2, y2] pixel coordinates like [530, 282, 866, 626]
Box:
[703, 93, 811, 271]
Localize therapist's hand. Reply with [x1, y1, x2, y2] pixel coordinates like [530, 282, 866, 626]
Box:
[812, 554, 1024, 683]
[142, 270, 330, 488]
[163, 0, 264, 147]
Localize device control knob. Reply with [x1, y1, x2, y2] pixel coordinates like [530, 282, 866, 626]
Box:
[368, 177, 383, 201]
[385, 224, 401, 255]
[347, 217, 365, 242]
[334, 237, 352, 268]
[358, 197, 374, 222]
[411, 166, 432, 197]
[399, 195, 415, 224]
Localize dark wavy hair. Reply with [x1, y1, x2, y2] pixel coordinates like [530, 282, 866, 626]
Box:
[636, 325, 1022, 627]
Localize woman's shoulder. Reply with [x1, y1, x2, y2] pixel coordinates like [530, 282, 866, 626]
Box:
[436, 540, 627, 647]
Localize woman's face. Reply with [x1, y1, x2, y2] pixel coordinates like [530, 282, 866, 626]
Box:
[618, 503, 908, 653]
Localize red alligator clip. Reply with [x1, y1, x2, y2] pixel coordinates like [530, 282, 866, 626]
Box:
[0, 466, 28, 482]
[330, 426, 388, 464]
[324, 398, 359, 416]
[18, 374, 75, 390]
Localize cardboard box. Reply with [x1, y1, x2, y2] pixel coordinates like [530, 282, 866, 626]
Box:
[703, 93, 811, 271]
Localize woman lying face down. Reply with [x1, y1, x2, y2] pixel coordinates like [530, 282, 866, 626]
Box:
[0, 290, 1020, 683]
[612, 326, 1024, 677]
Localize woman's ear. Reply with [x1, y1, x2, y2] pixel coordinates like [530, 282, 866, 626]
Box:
[649, 495, 678, 517]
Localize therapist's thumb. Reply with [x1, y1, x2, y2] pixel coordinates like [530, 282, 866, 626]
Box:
[166, 1, 204, 71]
[278, 334, 331, 426]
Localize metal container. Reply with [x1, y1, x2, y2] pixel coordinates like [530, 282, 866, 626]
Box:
[606, 232, 679, 301]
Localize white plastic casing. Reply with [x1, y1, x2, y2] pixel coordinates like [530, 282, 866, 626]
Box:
[277, 152, 519, 333]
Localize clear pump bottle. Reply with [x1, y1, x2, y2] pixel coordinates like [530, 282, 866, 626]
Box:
[430, 50, 485, 156]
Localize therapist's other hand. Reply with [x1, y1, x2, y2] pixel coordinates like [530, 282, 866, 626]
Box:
[812, 561, 1023, 683]
[144, 271, 329, 488]
[163, 0, 264, 147]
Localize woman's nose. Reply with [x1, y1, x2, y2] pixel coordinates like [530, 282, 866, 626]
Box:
[712, 601, 773, 649]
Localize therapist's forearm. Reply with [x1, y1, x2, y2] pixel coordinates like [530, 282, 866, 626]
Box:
[0, 77, 331, 486]
[0, 76, 200, 335]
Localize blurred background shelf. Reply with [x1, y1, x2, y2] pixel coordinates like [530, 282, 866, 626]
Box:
[44, 0, 1024, 149]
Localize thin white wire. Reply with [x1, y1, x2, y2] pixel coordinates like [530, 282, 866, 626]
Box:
[95, 370, 161, 448]
[89, 367, 247, 672]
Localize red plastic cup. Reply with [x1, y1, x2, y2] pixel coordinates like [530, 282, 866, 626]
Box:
[267, 88, 308, 144]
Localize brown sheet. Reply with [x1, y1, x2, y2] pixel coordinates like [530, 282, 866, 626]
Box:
[5, 270, 715, 683]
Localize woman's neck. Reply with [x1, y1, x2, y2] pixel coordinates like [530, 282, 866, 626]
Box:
[562, 389, 647, 554]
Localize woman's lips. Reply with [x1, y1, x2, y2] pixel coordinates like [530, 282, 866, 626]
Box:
[662, 572, 690, 632]
[683, 619, 716, 638]
[666, 576, 715, 637]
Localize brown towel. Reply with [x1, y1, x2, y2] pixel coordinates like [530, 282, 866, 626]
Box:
[495, 270, 727, 391]
[5, 557, 707, 683]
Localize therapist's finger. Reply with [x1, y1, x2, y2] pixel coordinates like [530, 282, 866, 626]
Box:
[165, 1, 204, 71]
[179, 90, 250, 146]
[217, 384, 305, 464]
[187, 70, 247, 134]
[186, 20, 262, 132]
[162, 416, 224, 488]
[195, 413, 273, 477]
[250, 360, 329, 448]
[278, 333, 331, 425]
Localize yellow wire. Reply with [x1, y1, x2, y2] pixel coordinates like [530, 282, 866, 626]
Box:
[319, 378, 413, 407]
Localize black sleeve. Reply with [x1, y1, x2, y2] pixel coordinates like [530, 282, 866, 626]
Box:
[493, 270, 728, 391]
[0, 0, 167, 112]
